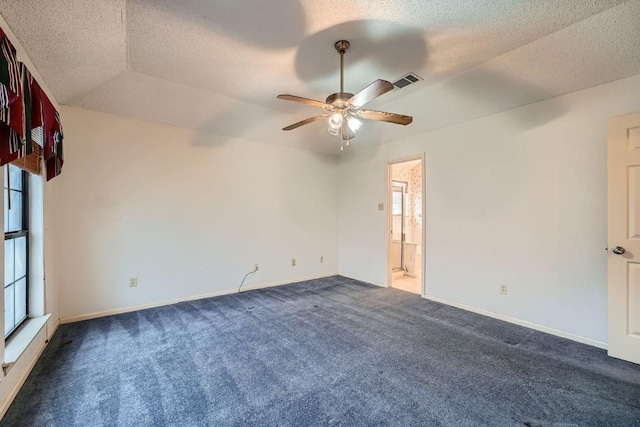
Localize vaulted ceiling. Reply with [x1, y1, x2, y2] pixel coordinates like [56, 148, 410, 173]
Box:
[0, 0, 639, 154]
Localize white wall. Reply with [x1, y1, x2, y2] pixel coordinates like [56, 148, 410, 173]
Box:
[56, 107, 338, 320]
[338, 73, 640, 345]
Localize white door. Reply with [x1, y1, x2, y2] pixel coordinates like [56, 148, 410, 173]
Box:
[608, 112, 640, 364]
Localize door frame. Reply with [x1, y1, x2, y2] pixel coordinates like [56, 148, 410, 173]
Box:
[386, 153, 426, 296]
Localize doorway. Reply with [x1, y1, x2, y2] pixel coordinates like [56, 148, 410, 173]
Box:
[388, 157, 424, 295]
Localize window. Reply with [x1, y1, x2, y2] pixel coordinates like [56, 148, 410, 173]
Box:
[4, 164, 28, 338]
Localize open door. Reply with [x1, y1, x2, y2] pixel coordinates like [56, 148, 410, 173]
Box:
[391, 181, 407, 272]
[387, 157, 424, 296]
[608, 112, 640, 364]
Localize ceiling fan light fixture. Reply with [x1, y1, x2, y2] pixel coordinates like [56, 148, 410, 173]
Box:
[348, 117, 362, 132]
[327, 126, 339, 136]
[329, 113, 343, 129]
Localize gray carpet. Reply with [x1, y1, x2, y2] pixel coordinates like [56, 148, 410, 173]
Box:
[2, 276, 640, 426]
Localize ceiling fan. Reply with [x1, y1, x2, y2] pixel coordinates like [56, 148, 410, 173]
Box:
[277, 40, 413, 149]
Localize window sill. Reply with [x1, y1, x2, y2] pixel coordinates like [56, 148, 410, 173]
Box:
[3, 314, 51, 370]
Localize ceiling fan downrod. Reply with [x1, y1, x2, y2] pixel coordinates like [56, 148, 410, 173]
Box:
[334, 40, 350, 94]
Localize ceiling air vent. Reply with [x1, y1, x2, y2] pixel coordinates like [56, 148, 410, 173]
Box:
[393, 73, 422, 89]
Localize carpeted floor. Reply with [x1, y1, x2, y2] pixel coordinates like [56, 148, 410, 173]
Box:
[2, 276, 640, 426]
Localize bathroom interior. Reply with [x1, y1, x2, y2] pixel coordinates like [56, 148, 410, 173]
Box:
[389, 159, 423, 295]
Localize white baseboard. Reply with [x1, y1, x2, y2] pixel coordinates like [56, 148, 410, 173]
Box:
[338, 274, 385, 288]
[60, 274, 337, 324]
[47, 319, 60, 341]
[424, 294, 608, 350]
[57, 276, 606, 349]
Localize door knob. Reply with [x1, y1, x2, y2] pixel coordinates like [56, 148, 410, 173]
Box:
[612, 246, 626, 255]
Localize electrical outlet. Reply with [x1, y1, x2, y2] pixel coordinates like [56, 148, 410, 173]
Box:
[378, 203, 384, 211]
[129, 277, 138, 288]
[254, 263, 259, 270]
[291, 259, 296, 267]
[320, 256, 324, 263]
[499, 284, 508, 295]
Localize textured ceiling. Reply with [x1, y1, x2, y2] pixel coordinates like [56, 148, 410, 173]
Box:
[0, 0, 638, 154]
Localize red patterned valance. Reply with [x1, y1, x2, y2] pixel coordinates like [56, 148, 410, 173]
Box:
[0, 27, 63, 180]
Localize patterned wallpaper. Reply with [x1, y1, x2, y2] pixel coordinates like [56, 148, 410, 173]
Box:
[409, 162, 422, 230]
[392, 167, 411, 183]
[391, 161, 422, 237]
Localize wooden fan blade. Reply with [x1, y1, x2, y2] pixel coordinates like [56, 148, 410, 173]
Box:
[277, 94, 332, 110]
[283, 114, 329, 131]
[348, 79, 394, 108]
[341, 116, 355, 140]
[356, 109, 413, 125]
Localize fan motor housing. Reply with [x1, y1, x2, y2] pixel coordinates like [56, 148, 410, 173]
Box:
[326, 92, 354, 108]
